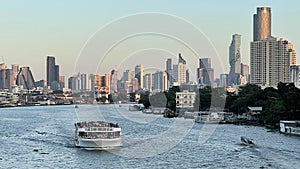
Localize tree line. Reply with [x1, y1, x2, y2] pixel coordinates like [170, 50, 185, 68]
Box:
[138, 82, 300, 126]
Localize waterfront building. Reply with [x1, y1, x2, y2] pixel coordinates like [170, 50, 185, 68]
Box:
[250, 7, 296, 87]
[175, 90, 196, 109]
[253, 7, 271, 41]
[228, 34, 241, 85]
[250, 37, 294, 87]
[16, 67, 36, 90]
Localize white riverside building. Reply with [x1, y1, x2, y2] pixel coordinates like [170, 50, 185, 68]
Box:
[175, 90, 196, 109]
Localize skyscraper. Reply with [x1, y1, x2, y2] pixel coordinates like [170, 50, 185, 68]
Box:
[250, 37, 294, 87]
[135, 64, 144, 89]
[253, 7, 271, 41]
[143, 73, 152, 91]
[16, 67, 36, 90]
[46, 56, 60, 89]
[197, 58, 214, 86]
[173, 53, 187, 85]
[152, 71, 168, 92]
[110, 69, 118, 93]
[251, 7, 297, 87]
[228, 34, 241, 85]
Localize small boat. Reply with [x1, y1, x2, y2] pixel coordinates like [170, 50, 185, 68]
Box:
[241, 136, 255, 146]
[75, 105, 78, 108]
[74, 121, 122, 150]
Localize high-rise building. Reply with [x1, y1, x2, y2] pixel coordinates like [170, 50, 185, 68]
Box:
[152, 71, 168, 92]
[219, 74, 228, 87]
[290, 65, 299, 88]
[229, 34, 241, 85]
[253, 7, 271, 41]
[59, 76, 65, 89]
[143, 73, 152, 91]
[46, 56, 60, 89]
[68, 76, 80, 92]
[173, 53, 187, 85]
[250, 37, 294, 87]
[16, 67, 36, 90]
[197, 58, 214, 86]
[166, 58, 173, 87]
[0, 64, 19, 90]
[110, 69, 118, 93]
[135, 64, 144, 89]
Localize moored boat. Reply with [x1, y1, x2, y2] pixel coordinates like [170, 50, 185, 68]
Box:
[74, 121, 121, 150]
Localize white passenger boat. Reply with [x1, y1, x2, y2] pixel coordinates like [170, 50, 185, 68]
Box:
[74, 121, 122, 150]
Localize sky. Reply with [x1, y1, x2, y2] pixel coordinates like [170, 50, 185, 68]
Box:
[0, 0, 299, 81]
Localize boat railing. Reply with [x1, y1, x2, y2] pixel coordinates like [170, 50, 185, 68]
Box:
[85, 127, 117, 132]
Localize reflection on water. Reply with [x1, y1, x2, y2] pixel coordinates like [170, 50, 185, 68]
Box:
[0, 104, 299, 169]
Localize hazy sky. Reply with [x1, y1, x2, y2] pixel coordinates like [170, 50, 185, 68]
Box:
[0, 0, 299, 81]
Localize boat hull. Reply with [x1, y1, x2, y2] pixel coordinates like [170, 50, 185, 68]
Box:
[75, 138, 122, 150]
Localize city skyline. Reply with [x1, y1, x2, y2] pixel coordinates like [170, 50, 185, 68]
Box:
[0, 1, 299, 81]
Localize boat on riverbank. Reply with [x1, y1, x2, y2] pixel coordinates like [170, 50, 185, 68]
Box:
[280, 120, 300, 136]
[74, 121, 121, 150]
[194, 112, 226, 124]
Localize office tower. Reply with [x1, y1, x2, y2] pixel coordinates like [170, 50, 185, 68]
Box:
[143, 73, 152, 91]
[0, 64, 20, 90]
[68, 76, 80, 91]
[250, 37, 294, 87]
[135, 64, 144, 89]
[229, 34, 241, 85]
[110, 69, 118, 93]
[186, 69, 189, 83]
[122, 69, 134, 82]
[289, 43, 297, 66]
[152, 71, 168, 92]
[290, 66, 299, 88]
[80, 73, 88, 91]
[241, 63, 250, 84]
[197, 58, 214, 86]
[16, 67, 36, 90]
[46, 56, 60, 89]
[94, 74, 110, 94]
[59, 76, 65, 89]
[219, 74, 228, 87]
[253, 7, 271, 41]
[166, 58, 173, 87]
[173, 53, 187, 85]
[166, 58, 172, 72]
[178, 53, 186, 64]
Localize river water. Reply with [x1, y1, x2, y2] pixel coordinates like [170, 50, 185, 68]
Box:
[0, 104, 299, 169]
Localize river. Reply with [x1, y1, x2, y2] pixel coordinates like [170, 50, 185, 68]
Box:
[0, 104, 299, 169]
